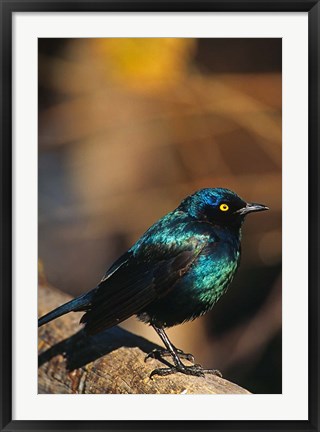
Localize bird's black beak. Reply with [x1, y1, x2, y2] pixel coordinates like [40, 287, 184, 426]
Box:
[235, 202, 269, 216]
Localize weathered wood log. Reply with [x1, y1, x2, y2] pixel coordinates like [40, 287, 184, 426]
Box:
[38, 283, 250, 394]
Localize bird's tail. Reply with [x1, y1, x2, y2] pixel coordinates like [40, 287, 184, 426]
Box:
[38, 291, 93, 327]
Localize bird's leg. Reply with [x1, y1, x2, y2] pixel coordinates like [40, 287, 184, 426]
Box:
[150, 325, 222, 379]
[145, 347, 194, 363]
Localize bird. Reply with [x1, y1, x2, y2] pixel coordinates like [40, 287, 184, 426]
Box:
[38, 188, 268, 378]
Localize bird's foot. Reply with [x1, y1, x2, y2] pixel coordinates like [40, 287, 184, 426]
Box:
[145, 348, 195, 363]
[150, 363, 222, 379]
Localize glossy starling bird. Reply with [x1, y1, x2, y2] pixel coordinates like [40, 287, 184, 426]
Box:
[38, 188, 268, 378]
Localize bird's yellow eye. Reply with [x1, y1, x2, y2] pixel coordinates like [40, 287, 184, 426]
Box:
[219, 203, 229, 212]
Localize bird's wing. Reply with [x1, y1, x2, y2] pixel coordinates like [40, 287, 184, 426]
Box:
[80, 236, 209, 334]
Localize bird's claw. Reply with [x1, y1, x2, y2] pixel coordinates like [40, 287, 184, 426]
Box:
[150, 363, 222, 379]
[206, 368, 222, 378]
[145, 348, 195, 363]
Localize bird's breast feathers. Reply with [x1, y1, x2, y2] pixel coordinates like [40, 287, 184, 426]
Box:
[182, 239, 241, 304]
[137, 215, 241, 304]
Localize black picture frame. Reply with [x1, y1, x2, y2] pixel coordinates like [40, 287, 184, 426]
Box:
[1, 1, 319, 431]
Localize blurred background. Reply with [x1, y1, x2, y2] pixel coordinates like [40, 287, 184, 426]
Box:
[38, 38, 282, 394]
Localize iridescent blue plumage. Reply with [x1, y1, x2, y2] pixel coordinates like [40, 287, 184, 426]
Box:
[38, 188, 268, 378]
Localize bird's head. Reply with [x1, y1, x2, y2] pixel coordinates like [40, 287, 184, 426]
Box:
[179, 188, 269, 228]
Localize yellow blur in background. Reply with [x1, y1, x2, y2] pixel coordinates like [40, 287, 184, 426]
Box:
[39, 38, 282, 393]
[93, 38, 196, 91]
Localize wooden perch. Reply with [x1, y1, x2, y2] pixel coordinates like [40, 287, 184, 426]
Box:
[38, 282, 250, 395]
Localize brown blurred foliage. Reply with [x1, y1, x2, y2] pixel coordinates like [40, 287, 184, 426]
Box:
[39, 38, 281, 393]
